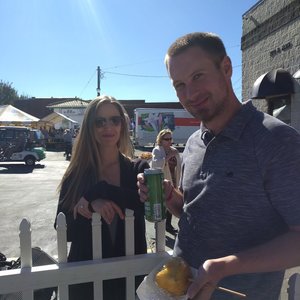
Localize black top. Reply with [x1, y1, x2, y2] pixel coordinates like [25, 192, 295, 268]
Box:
[55, 154, 149, 262]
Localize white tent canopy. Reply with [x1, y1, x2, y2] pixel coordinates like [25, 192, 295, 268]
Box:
[0, 105, 39, 125]
[39, 112, 78, 129]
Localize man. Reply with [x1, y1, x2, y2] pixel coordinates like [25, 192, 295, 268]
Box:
[138, 32, 300, 300]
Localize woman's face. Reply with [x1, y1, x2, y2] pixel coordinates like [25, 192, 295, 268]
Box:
[161, 133, 173, 148]
[94, 103, 122, 148]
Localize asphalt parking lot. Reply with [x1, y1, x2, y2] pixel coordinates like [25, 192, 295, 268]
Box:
[0, 151, 298, 299]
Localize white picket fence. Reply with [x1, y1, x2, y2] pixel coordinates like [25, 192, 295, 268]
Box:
[0, 209, 171, 299]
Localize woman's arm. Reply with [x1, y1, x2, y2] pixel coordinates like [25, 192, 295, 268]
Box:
[83, 181, 143, 212]
[83, 159, 150, 213]
[55, 181, 90, 242]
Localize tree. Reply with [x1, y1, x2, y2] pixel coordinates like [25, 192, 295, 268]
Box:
[0, 80, 24, 105]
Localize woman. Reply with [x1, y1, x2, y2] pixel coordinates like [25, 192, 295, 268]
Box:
[151, 129, 181, 234]
[55, 95, 149, 300]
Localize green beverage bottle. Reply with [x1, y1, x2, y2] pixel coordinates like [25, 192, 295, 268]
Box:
[144, 168, 166, 222]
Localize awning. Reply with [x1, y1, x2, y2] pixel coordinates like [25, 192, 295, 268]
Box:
[294, 70, 300, 79]
[55, 112, 78, 124]
[39, 112, 78, 124]
[252, 69, 300, 99]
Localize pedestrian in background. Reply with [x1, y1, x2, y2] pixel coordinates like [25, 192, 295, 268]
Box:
[151, 129, 181, 234]
[55, 95, 149, 300]
[138, 32, 300, 299]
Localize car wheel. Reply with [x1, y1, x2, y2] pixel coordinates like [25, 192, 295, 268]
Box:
[25, 156, 36, 166]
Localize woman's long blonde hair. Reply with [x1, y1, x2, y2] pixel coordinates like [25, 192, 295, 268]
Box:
[58, 95, 133, 211]
[156, 129, 172, 146]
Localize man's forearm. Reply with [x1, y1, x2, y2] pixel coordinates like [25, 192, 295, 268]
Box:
[206, 228, 300, 281]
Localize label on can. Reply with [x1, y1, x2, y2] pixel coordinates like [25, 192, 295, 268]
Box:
[144, 168, 166, 222]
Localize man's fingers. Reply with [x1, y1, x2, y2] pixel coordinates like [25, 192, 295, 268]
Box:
[137, 173, 145, 183]
[189, 284, 215, 300]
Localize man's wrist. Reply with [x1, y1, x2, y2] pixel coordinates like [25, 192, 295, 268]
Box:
[203, 255, 237, 281]
[166, 186, 174, 202]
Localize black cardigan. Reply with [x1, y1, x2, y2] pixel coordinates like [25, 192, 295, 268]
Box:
[55, 154, 149, 262]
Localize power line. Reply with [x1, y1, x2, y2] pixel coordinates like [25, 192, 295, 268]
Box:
[102, 59, 161, 71]
[79, 69, 97, 97]
[104, 71, 168, 78]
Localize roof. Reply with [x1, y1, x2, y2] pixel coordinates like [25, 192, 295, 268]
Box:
[47, 99, 90, 109]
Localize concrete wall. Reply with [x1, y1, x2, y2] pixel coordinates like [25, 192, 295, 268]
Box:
[241, 0, 300, 109]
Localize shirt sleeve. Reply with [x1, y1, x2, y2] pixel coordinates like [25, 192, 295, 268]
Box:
[151, 146, 165, 168]
[259, 127, 300, 227]
[55, 179, 90, 242]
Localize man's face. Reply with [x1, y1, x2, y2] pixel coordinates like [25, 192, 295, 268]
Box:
[168, 46, 232, 123]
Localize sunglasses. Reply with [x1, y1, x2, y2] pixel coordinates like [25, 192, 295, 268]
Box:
[95, 116, 122, 128]
[162, 137, 173, 141]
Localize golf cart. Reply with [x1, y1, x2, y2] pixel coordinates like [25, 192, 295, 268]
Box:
[0, 126, 46, 166]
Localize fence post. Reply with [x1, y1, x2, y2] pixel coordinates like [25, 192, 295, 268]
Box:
[155, 219, 166, 252]
[19, 218, 34, 300]
[92, 213, 103, 300]
[125, 209, 135, 300]
[20, 218, 32, 268]
[125, 209, 135, 256]
[56, 212, 69, 300]
[57, 212, 68, 263]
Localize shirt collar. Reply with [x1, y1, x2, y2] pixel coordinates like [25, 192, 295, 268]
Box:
[199, 100, 257, 141]
[220, 100, 256, 141]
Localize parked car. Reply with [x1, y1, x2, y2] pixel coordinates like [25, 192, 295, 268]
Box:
[0, 126, 46, 166]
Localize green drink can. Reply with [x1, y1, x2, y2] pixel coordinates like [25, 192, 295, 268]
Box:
[144, 168, 166, 222]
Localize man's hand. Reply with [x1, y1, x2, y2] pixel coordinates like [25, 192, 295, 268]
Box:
[137, 173, 148, 202]
[187, 260, 224, 300]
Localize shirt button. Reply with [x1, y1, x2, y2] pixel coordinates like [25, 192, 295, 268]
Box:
[200, 172, 207, 180]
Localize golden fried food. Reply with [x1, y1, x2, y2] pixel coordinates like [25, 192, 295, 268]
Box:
[140, 152, 152, 160]
[155, 257, 192, 296]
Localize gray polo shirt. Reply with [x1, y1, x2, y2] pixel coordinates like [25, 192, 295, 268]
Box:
[174, 100, 300, 299]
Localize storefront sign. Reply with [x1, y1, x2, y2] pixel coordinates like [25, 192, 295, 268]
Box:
[270, 42, 292, 57]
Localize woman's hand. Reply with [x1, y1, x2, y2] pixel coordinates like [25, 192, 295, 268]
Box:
[166, 149, 177, 161]
[74, 197, 93, 219]
[91, 199, 124, 224]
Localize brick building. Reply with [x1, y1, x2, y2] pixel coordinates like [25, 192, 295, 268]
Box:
[241, 0, 300, 130]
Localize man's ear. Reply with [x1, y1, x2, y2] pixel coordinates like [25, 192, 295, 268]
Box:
[222, 56, 232, 77]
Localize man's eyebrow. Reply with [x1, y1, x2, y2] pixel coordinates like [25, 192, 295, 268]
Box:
[172, 80, 182, 87]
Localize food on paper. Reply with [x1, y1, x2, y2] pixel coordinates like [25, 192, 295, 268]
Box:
[140, 152, 153, 160]
[155, 257, 192, 296]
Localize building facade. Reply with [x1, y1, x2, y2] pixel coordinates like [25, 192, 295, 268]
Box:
[242, 0, 299, 102]
[241, 0, 300, 131]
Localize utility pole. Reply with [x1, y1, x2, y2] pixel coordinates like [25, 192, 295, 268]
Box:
[96, 66, 101, 96]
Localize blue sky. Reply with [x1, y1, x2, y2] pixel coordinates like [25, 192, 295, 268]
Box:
[0, 0, 258, 102]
